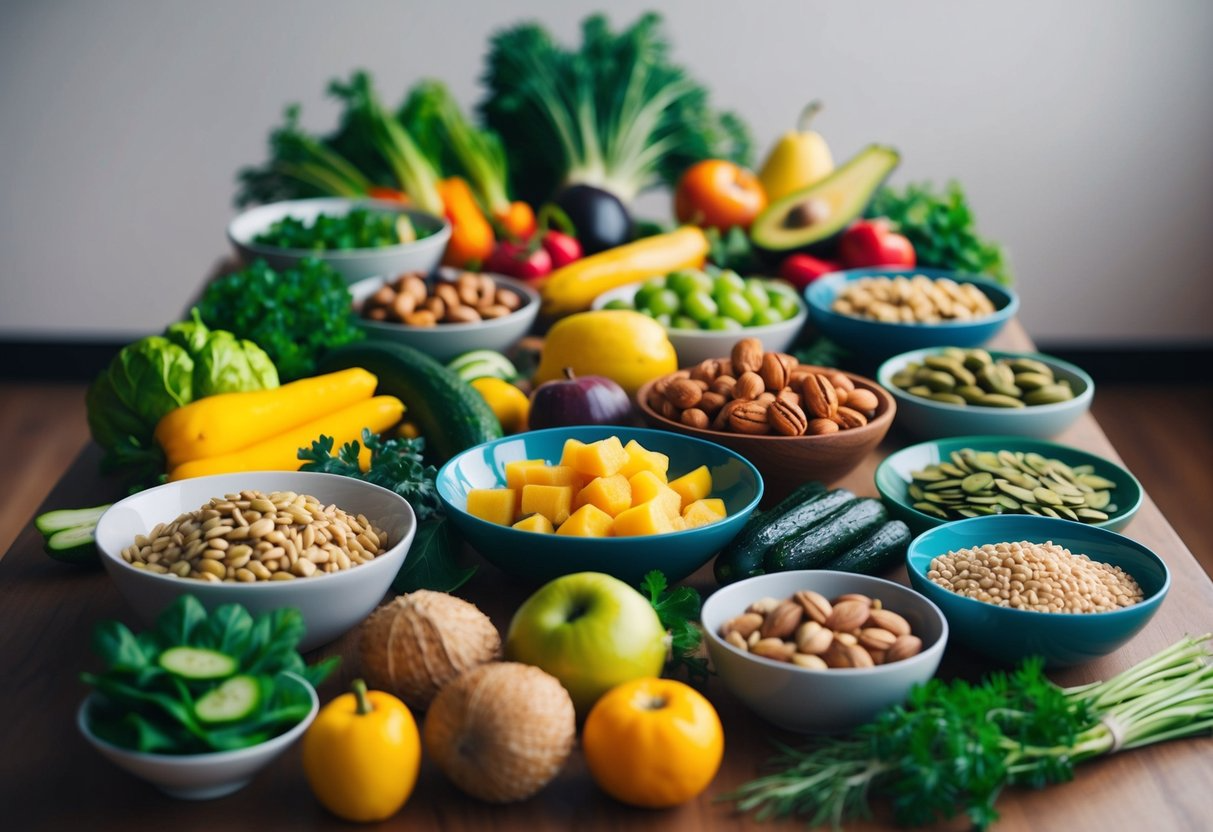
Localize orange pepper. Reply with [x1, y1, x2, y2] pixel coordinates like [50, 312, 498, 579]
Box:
[494, 200, 537, 241]
[438, 176, 495, 268]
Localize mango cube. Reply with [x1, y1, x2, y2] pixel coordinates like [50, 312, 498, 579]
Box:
[683, 498, 727, 529]
[524, 464, 580, 487]
[574, 474, 632, 517]
[668, 465, 712, 512]
[466, 488, 517, 526]
[671, 515, 688, 531]
[617, 440, 670, 481]
[505, 459, 547, 491]
[556, 504, 615, 537]
[560, 438, 586, 467]
[513, 513, 555, 534]
[571, 436, 629, 478]
[520, 484, 574, 526]
[629, 470, 681, 520]
[612, 499, 676, 537]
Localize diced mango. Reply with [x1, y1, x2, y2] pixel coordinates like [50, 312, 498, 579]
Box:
[671, 515, 688, 531]
[683, 498, 727, 529]
[505, 459, 547, 491]
[467, 488, 517, 526]
[571, 436, 629, 478]
[629, 471, 681, 520]
[617, 440, 670, 481]
[513, 513, 555, 534]
[521, 484, 574, 526]
[524, 464, 580, 487]
[560, 438, 586, 467]
[668, 465, 712, 512]
[612, 500, 676, 537]
[574, 474, 632, 517]
[556, 504, 615, 537]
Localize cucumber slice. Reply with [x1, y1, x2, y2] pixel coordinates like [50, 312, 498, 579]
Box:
[159, 646, 238, 680]
[35, 504, 111, 536]
[447, 349, 518, 382]
[195, 675, 261, 724]
[43, 525, 99, 565]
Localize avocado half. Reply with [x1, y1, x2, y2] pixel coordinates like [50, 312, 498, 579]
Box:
[750, 144, 900, 255]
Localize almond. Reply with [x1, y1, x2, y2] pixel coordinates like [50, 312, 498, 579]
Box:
[733, 371, 765, 401]
[794, 590, 832, 624]
[721, 612, 764, 639]
[886, 634, 924, 663]
[760, 601, 804, 640]
[666, 379, 703, 409]
[751, 638, 796, 662]
[791, 653, 828, 670]
[858, 627, 898, 652]
[795, 622, 834, 655]
[867, 608, 912, 637]
[825, 599, 871, 633]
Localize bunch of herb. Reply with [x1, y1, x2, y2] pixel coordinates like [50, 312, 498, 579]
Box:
[867, 180, 1012, 285]
[197, 258, 363, 381]
[82, 595, 337, 755]
[253, 208, 422, 251]
[725, 634, 1213, 830]
[641, 570, 709, 685]
[479, 12, 752, 206]
[298, 430, 474, 593]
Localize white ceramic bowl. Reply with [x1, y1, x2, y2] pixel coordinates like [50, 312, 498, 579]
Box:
[348, 270, 541, 364]
[78, 672, 318, 800]
[227, 197, 450, 284]
[592, 281, 807, 369]
[94, 471, 417, 651]
[701, 571, 948, 733]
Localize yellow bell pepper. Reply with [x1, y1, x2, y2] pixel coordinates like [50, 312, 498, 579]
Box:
[155, 368, 378, 469]
[166, 395, 403, 481]
[303, 679, 421, 823]
[469, 377, 530, 434]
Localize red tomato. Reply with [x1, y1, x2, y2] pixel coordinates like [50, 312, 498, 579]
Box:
[838, 220, 916, 269]
[673, 160, 767, 230]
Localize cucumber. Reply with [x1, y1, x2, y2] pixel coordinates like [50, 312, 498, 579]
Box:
[320, 341, 503, 462]
[446, 349, 518, 382]
[824, 520, 912, 576]
[764, 498, 890, 573]
[43, 525, 99, 565]
[35, 504, 110, 535]
[195, 675, 261, 723]
[159, 646, 238, 680]
[714, 485, 851, 584]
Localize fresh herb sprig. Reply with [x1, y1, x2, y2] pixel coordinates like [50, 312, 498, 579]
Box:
[726, 635, 1213, 830]
[641, 570, 709, 685]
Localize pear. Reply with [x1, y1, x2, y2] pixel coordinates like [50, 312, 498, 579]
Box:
[758, 101, 835, 202]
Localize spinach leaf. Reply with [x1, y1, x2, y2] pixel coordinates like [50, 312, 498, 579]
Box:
[91, 621, 148, 673]
[154, 595, 207, 647]
[391, 517, 476, 594]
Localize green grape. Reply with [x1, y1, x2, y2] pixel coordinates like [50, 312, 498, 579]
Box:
[744, 280, 771, 314]
[647, 288, 682, 316]
[770, 293, 801, 319]
[683, 290, 719, 323]
[634, 277, 667, 308]
[753, 307, 786, 326]
[653, 313, 673, 328]
[671, 315, 701, 330]
[602, 298, 633, 311]
[717, 291, 754, 325]
[713, 270, 747, 296]
[667, 269, 713, 297]
[706, 316, 744, 331]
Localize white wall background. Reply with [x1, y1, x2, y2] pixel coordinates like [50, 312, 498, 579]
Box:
[1, 0, 1211, 345]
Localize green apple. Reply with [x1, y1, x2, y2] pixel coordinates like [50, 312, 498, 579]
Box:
[505, 572, 668, 715]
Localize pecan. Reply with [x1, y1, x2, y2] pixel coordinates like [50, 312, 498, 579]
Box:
[807, 418, 840, 435]
[757, 392, 776, 404]
[646, 390, 667, 412]
[733, 371, 765, 401]
[709, 375, 737, 398]
[760, 601, 804, 639]
[776, 389, 800, 407]
[653, 376, 674, 396]
[698, 391, 726, 416]
[759, 352, 790, 391]
[803, 373, 840, 419]
[832, 406, 869, 429]
[712, 399, 744, 430]
[665, 379, 703, 409]
[768, 398, 808, 436]
[794, 590, 832, 624]
[680, 408, 709, 429]
[731, 338, 764, 375]
[690, 359, 721, 383]
[728, 400, 771, 434]
[846, 388, 880, 414]
[828, 371, 855, 393]
[659, 399, 681, 421]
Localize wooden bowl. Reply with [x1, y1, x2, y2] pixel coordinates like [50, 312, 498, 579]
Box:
[636, 366, 896, 506]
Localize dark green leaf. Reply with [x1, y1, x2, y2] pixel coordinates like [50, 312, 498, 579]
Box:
[391, 517, 476, 593]
[91, 621, 147, 672]
[154, 596, 207, 648]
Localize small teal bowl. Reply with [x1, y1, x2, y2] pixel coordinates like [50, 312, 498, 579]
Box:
[875, 435, 1142, 536]
[877, 348, 1094, 440]
[804, 268, 1018, 361]
[436, 426, 763, 584]
[906, 515, 1170, 666]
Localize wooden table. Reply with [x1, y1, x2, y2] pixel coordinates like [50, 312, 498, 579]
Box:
[2, 321, 1211, 832]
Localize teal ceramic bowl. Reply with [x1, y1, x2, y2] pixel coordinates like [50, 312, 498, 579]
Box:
[436, 427, 763, 584]
[875, 436, 1142, 536]
[804, 268, 1018, 361]
[906, 515, 1170, 666]
[877, 348, 1094, 440]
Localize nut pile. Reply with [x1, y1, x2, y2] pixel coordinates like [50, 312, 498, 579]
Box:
[927, 540, 1144, 613]
[719, 591, 923, 669]
[121, 490, 389, 582]
[891, 348, 1075, 407]
[832, 275, 996, 323]
[646, 337, 880, 436]
[361, 271, 524, 326]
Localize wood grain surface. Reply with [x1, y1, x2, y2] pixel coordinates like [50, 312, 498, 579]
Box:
[2, 322, 1212, 832]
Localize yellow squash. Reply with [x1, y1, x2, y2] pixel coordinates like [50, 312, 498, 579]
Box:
[469, 377, 530, 434]
[155, 368, 378, 469]
[167, 395, 403, 481]
[540, 227, 708, 316]
[532, 310, 677, 396]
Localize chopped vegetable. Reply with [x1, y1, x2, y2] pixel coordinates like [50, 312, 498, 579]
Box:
[726, 635, 1213, 830]
[867, 180, 1012, 285]
[35, 505, 110, 536]
[480, 12, 752, 206]
[253, 207, 427, 250]
[640, 570, 708, 684]
[158, 646, 239, 680]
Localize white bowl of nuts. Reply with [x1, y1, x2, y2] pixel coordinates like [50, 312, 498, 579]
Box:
[94, 471, 417, 651]
[349, 269, 540, 364]
[701, 570, 948, 733]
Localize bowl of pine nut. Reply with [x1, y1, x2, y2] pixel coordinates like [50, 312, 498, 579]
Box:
[94, 471, 417, 651]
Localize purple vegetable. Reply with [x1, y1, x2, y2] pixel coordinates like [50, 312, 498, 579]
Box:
[528, 369, 632, 429]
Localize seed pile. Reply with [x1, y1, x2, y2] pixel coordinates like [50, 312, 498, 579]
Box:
[831, 275, 996, 323]
[121, 490, 388, 582]
[927, 540, 1144, 613]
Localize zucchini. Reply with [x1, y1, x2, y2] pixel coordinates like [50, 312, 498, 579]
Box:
[43, 525, 99, 565]
[714, 485, 851, 585]
[764, 498, 890, 573]
[35, 504, 110, 535]
[824, 520, 912, 576]
[194, 675, 262, 723]
[320, 341, 503, 462]
[159, 646, 238, 680]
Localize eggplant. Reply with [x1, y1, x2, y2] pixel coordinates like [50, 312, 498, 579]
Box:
[551, 185, 633, 255]
[528, 369, 632, 430]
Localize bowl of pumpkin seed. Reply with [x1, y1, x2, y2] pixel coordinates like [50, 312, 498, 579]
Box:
[874, 436, 1143, 535]
[877, 347, 1094, 440]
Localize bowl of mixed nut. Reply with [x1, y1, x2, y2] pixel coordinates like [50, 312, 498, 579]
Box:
[906, 514, 1170, 666]
[701, 570, 948, 733]
[348, 268, 540, 363]
[636, 337, 895, 505]
[93, 471, 417, 651]
[804, 268, 1018, 360]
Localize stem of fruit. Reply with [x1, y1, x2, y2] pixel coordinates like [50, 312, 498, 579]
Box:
[352, 679, 373, 715]
[798, 101, 823, 132]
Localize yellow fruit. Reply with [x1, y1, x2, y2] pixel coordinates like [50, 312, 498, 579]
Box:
[758, 101, 835, 202]
[533, 311, 677, 396]
[467, 488, 516, 526]
[557, 504, 615, 537]
[521, 484, 574, 526]
[470, 377, 530, 434]
[513, 514, 555, 534]
[668, 465, 713, 511]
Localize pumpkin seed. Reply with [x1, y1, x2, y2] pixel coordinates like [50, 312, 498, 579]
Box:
[962, 472, 994, 493]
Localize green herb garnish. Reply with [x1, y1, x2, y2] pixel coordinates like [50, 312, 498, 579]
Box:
[253, 208, 424, 251]
[641, 570, 709, 685]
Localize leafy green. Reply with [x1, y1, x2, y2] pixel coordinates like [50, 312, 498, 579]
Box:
[641, 570, 708, 684]
[197, 258, 363, 381]
[166, 308, 280, 397]
[868, 181, 1012, 285]
[704, 226, 765, 274]
[479, 12, 752, 205]
[391, 517, 476, 594]
[253, 207, 425, 250]
[792, 335, 850, 369]
[82, 596, 337, 754]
